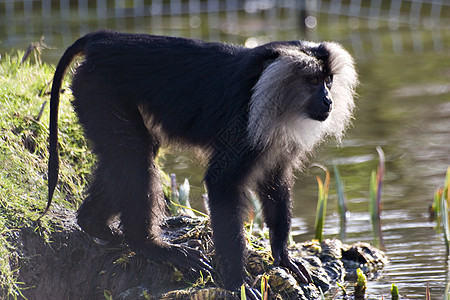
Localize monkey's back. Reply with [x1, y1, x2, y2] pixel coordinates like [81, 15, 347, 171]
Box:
[71, 31, 273, 146]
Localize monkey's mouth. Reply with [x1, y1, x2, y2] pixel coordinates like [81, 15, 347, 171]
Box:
[310, 111, 330, 122]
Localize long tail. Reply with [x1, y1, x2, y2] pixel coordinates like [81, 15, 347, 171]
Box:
[40, 35, 89, 218]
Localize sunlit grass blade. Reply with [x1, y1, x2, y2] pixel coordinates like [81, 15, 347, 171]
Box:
[336, 282, 347, 297]
[426, 282, 431, 300]
[441, 166, 450, 252]
[312, 164, 330, 243]
[240, 283, 247, 300]
[104, 290, 113, 300]
[431, 167, 450, 245]
[446, 166, 450, 200]
[333, 165, 347, 241]
[441, 192, 450, 252]
[261, 274, 269, 300]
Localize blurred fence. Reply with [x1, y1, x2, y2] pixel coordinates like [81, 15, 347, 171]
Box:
[1, 0, 302, 45]
[316, 0, 447, 25]
[0, 0, 449, 57]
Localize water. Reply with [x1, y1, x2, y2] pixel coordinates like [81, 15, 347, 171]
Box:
[1, 7, 450, 300]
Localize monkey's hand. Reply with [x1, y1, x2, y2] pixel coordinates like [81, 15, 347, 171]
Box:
[273, 252, 313, 284]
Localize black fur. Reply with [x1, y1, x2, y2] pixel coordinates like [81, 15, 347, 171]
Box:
[46, 30, 357, 292]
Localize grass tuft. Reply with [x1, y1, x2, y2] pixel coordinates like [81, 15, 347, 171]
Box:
[0, 52, 95, 298]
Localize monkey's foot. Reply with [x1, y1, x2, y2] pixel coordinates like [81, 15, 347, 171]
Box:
[138, 242, 213, 276]
[274, 255, 313, 284]
[240, 283, 262, 300]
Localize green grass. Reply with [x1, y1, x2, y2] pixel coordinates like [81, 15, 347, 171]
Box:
[0, 52, 95, 299]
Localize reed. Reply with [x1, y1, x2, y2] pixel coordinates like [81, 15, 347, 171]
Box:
[333, 165, 347, 240]
[441, 167, 450, 252]
[178, 178, 191, 208]
[432, 187, 443, 231]
[167, 174, 206, 217]
[369, 147, 385, 248]
[261, 274, 269, 300]
[431, 167, 450, 251]
[241, 284, 247, 300]
[312, 164, 330, 243]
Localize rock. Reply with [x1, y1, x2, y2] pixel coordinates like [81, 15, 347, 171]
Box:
[6, 209, 387, 299]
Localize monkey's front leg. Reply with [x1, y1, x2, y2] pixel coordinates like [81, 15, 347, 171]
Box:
[206, 183, 247, 289]
[258, 169, 313, 284]
[205, 184, 263, 300]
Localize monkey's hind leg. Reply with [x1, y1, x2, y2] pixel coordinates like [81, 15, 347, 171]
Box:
[75, 101, 211, 274]
[77, 162, 122, 242]
[116, 135, 211, 274]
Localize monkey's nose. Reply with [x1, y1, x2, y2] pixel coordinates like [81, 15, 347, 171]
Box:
[323, 97, 332, 112]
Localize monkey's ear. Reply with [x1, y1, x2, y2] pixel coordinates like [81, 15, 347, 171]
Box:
[251, 43, 283, 71]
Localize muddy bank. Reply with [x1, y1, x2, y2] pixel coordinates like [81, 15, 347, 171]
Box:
[7, 208, 387, 299]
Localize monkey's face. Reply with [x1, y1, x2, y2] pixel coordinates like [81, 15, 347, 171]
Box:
[304, 74, 333, 122]
[248, 42, 357, 152]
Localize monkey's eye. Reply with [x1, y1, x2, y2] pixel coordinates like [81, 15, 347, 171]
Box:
[325, 75, 333, 89]
[309, 77, 320, 85]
